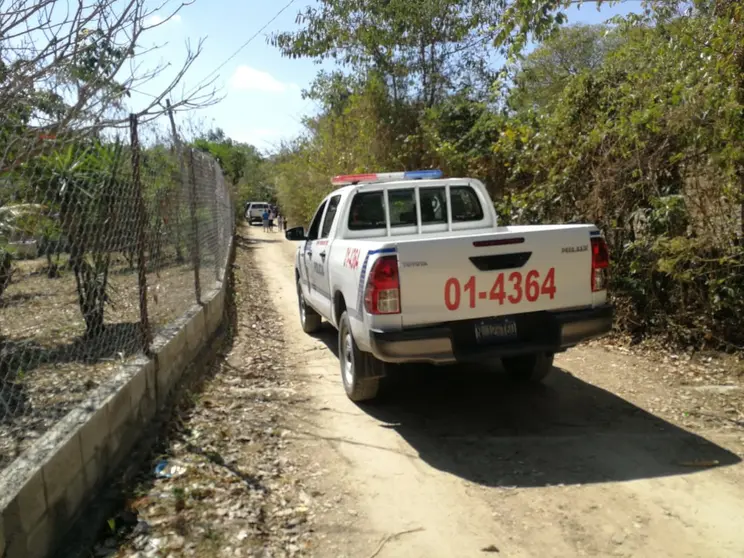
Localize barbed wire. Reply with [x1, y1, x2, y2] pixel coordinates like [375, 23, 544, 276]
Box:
[0, 110, 234, 472]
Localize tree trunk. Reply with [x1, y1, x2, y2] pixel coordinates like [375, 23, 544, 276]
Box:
[82, 293, 105, 339]
[0, 251, 12, 298]
[45, 250, 59, 278]
[71, 251, 107, 339]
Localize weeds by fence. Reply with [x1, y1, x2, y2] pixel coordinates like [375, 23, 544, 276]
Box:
[0, 112, 234, 471]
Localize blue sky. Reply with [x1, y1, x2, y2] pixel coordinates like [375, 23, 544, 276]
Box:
[130, 0, 640, 152]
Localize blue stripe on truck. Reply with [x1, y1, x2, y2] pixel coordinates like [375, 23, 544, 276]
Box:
[356, 247, 397, 314]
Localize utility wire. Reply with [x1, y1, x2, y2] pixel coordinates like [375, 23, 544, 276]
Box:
[185, 0, 298, 96]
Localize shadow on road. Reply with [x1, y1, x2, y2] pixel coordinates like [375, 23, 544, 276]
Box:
[311, 324, 741, 488]
[235, 235, 283, 247]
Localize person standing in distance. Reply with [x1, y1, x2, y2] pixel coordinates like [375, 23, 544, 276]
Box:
[262, 207, 270, 232]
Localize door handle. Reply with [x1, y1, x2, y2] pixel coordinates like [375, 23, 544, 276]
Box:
[319, 251, 326, 260]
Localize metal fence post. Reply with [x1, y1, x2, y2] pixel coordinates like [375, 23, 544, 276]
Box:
[166, 99, 187, 264]
[129, 113, 152, 351]
[211, 160, 222, 281]
[188, 148, 202, 303]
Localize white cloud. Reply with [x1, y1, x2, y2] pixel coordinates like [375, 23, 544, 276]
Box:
[145, 13, 182, 27]
[229, 65, 296, 94]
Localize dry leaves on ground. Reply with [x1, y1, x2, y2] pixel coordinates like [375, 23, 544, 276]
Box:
[584, 336, 744, 435]
[92, 239, 318, 558]
[0, 256, 202, 470]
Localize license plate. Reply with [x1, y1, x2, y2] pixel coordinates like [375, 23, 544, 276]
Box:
[474, 317, 518, 344]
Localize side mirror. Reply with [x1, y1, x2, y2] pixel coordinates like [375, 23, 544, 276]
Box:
[285, 226, 306, 241]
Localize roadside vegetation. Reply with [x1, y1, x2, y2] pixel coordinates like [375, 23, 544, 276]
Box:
[226, 0, 744, 353]
[0, 0, 222, 334]
[0, 0, 232, 458]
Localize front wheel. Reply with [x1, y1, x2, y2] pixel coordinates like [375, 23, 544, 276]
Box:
[338, 311, 382, 402]
[502, 352, 554, 384]
[297, 279, 321, 334]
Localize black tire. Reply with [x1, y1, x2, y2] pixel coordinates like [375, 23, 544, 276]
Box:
[338, 311, 382, 402]
[297, 279, 322, 334]
[502, 352, 554, 384]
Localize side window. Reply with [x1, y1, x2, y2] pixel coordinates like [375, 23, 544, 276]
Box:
[388, 189, 416, 227]
[306, 200, 328, 240]
[420, 187, 447, 224]
[451, 186, 484, 222]
[348, 192, 386, 230]
[320, 195, 341, 238]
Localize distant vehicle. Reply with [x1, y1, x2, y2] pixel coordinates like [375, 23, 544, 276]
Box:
[285, 169, 613, 402]
[245, 202, 270, 224]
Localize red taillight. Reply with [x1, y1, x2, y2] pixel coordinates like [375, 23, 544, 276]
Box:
[364, 255, 401, 315]
[591, 237, 610, 292]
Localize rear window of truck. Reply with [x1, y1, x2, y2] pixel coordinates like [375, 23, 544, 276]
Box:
[347, 186, 483, 230]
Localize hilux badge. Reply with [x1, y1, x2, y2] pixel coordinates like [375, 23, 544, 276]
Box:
[561, 245, 589, 253]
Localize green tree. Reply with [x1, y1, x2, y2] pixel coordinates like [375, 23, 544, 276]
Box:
[1, 0, 218, 336]
[141, 145, 187, 265]
[494, 13, 744, 346]
[26, 142, 131, 337]
[192, 129, 271, 217]
[509, 24, 623, 111]
[271, 0, 503, 107]
[265, 0, 744, 349]
[494, 0, 744, 236]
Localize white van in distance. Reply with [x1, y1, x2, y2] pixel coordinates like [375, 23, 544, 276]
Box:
[245, 201, 271, 224]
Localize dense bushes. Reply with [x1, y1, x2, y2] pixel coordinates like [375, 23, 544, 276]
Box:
[494, 18, 744, 348]
[265, 4, 744, 350]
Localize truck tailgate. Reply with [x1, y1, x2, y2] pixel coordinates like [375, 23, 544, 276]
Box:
[396, 225, 596, 327]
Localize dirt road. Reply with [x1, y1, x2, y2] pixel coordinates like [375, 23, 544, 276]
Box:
[248, 226, 744, 558]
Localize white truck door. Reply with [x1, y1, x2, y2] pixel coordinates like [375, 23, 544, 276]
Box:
[312, 194, 342, 320]
[301, 199, 328, 310]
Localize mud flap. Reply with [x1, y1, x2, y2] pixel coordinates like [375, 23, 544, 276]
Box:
[358, 352, 389, 379]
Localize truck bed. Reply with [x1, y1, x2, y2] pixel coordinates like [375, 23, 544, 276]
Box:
[392, 224, 603, 328]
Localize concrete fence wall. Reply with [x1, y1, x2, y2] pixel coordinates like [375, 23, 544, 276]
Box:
[0, 268, 230, 558]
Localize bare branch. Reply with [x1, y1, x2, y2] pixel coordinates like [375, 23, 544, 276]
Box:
[0, 0, 218, 171]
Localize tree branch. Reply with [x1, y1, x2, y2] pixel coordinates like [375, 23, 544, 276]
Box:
[0, 0, 219, 172]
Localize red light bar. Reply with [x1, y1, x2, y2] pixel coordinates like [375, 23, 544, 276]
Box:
[331, 173, 379, 186]
[331, 169, 443, 186]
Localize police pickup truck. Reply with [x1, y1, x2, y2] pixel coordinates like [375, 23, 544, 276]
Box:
[285, 170, 613, 402]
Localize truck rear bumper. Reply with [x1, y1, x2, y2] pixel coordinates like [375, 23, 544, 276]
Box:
[369, 305, 613, 365]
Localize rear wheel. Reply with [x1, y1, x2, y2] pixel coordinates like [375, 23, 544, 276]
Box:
[297, 279, 321, 334]
[502, 352, 554, 384]
[338, 311, 382, 402]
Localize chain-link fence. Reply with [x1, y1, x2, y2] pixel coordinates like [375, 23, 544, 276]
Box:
[0, 113, 234, 472]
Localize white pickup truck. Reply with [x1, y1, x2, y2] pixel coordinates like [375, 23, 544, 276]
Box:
[285, 170, 613, 402]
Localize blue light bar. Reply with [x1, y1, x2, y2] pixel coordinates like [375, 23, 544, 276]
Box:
[403, 169, 443, 180]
